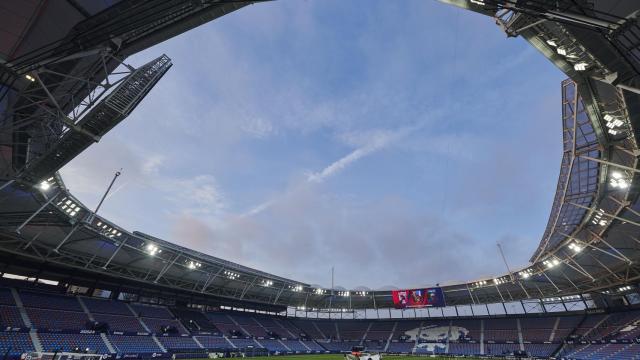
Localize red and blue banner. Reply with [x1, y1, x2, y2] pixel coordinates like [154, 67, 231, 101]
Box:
[392, 288, 445, 308]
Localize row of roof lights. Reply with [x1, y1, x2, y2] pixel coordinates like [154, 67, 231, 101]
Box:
[57, 197, 81, 217]
[145, 243, 161, 256]
[314, 288, 326, 295]
[567, 242, 583, 253]
[473, 280, 488, 287]
[543, 258, 561, 269]
[187, 260, 202, 270]
[519, 268, 534, 279]
[619, 285, 633, 292]
[355, 291, 367, 296]
[610, 171, 630, 189]
[545, 39, 589, 72]
[25, 74, 35, 82]
[95, 221, 122, 238]
[291, 285, 303, 292]
[591, 208, 608, 226]
[338, 291, 350, 297]
[604, 114, 626, 136]
[261, 279, 274, 287]
[224, 271, 240, 280]
[493, 277, 508, 285]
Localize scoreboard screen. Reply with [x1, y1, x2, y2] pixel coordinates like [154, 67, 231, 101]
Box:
[391, 288, 445, 308]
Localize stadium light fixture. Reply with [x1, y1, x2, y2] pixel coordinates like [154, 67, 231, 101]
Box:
[609, 171, 630, 189]
[543, 258, 560, 269]
[573, 62, 588, 71]
[261, 279, 273, 287]
[470, 0, 485, 5]
[290, 285, 303, 292]
[591, 208, 608, 227]
[187, 260, 201, 270]
[473, 280, 488, 288]
[546, 39, 558, 47]
[145, 243, 161, 256]
[567, 242, 583, 253]
[38, 180, 51, 191]
[557, 47, 567, 56]
[314, 288, 326, 295]
[25, 74, 35, 82]
[618, 285, 632, 292]
[224, 270, 240, 280]
[518, 269, 533, 279]
[356, 291, 367, 296]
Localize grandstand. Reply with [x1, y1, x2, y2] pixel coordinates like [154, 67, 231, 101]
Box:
[1, 0, 640, 360]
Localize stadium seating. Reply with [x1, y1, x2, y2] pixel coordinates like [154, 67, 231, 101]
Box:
[367, 321, 395, 341]
[107, 335, 162, 354]
[524, 343, 558, 357]
[337, 320, 368, 340]
[277, 319, 303, 338]
[194, 335, 233, 349]
[141, 317, 188, 335]
[229, 338, 261, 349]
[448, 343, 480, 355]
[387, 341, 414, 353]
[26, 308, 88, 330]
[4, 283, 640, 359]
[20, 291, 82, 312]
[290, 319, 324, 339]
[156, 335, 200, 350]
[0, 305, 25, 327]
[484, 342, 520, 356]
[171, 308, 219, 333]
[38, 333, 110, 354]
[314, 320, 338, 339]
[130, 304, 173, 319]
[520, 317, 556, 342]
[82, 297, 132, 316]
[484, 318, 519, 342]
[93, 313, 146, 332]
[256, 339, 288, 352]
[0, 288, 16, 305]
[300, 340, 325, 351]
[0, 331, 34, 355]
[229, 313, 268, 337]
[282, 339, 310, 352]
[206, 312, 247, 336]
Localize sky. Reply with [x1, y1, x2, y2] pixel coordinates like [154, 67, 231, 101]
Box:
[59, 0, 565, 290]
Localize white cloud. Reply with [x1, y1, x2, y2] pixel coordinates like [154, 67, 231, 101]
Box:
[308, 125, 419, 183]
[142, 155, 165, 175]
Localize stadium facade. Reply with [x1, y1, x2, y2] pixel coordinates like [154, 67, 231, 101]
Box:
[1, 0, 640, 359]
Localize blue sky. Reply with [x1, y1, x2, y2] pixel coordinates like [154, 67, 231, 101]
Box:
[60, 0, 565, 289]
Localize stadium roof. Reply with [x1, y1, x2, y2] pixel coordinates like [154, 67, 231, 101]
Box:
[1, 0, 640, 312]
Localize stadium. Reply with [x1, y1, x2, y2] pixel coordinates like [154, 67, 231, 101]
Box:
[1, 0, 640, 359]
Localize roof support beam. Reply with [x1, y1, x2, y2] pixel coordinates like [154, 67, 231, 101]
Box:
[15, 191, 61, 234]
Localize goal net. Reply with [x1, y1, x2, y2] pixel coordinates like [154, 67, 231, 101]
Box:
[24, 352, 108, 360]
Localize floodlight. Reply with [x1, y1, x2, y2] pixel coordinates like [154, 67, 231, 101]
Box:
[546, 39, 557, 47]
[604, 114, 614, 121]
[557, 48, 567, 56]
[573, 62, 588, 71]
[25, 74, 35, 82]
[38, 181, 51, 191]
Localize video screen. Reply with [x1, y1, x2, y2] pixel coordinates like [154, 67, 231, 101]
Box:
[391, 288, 445, 308]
